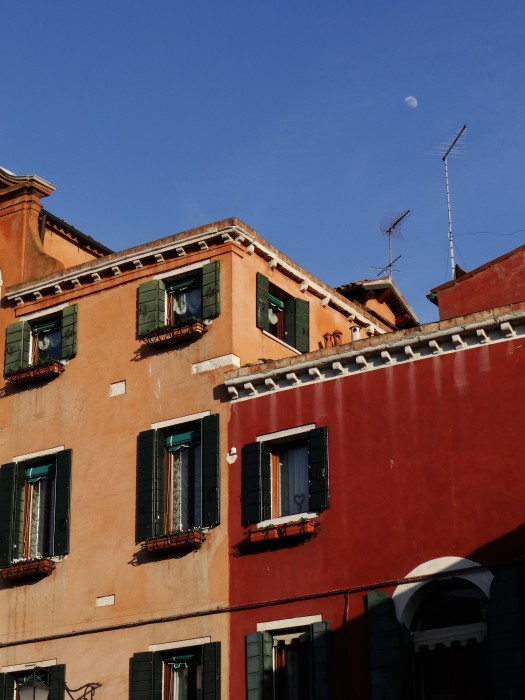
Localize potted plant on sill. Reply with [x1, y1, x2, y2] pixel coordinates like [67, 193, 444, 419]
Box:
[280, 519, 317, 539]
[1, 558, 55, 580]
[142, 318, 207, 347]
[247, 525, 280, 544]
[6, 360, 65, 385]
[145, 529, 205, 552]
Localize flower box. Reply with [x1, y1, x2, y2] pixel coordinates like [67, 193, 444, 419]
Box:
[143, 321, 207, 347]
[1, 558, 55, 580]
[145, 530, 204, 552]
[280, 520, 317, 539]
[247, 526, 280, 544]
[6, 361, 65, 385]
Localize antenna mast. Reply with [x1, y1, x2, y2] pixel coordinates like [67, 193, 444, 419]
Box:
[375, 209, 411, 278]
[441, 124, 466, 279]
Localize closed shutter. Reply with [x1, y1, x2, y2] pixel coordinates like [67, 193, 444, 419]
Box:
[138, 280, 166, 337]
[4, 321, 30, 375]
[54, 451, 72, 556]
[308, 428, 329, 511]
[131, 652, 163, 700]
[136, 430, 157, 542]
[202, 642, 221, 700]
[245, 632, 273, 700]
[285, 298, 310, 352]
[489, 567, 525, 698]
[366, 591, 404, 700]
[48, 665, 66, 700]
[242, 442, 271, 525]
[201, 415, 220, 527]
[0, 462, 21, 566]
[256, 273, 269, 331]
[311, 621, 332, 700]
[202, 261, 221, 319]
[61, 304, 78, 359]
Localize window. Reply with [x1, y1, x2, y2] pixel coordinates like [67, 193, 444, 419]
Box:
[256, 273, 309, 352]
[245, 622, 331, 700]
[136, 415, 220, 543]
[0, 451, 72, 566]
[241, 427, 329, 526]
[138, 262, 220, 338]
[4, 305, 78, 376]
[0, 665, 66, 700]
[131, 643, 220, 700]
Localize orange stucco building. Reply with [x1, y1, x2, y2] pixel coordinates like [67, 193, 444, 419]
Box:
[0, 167, 400, 698]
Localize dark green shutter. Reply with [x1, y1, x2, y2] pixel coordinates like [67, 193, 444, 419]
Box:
[4, 321, 30, 375]
[201, 415, 220, 527]
[256, 273, 269, 331]
[285, 298, 309, 352]
[311, 621, 332, 700]
[308, 428, 329, 512]
[489, 567, 525, 697]
[0, 673, 15, 700]
[48, 665, 66, 700]
[0, 462, 22, 566]
[154, 430, 166, 537]
[246, 632, 273, 700]
[138, 280, 166, 337]
[131, 652, 163, 700]
[202, 262, 221, 320]
[202, 642, 221, 699]
[61, 304, 78, 359]
[136, 430, 157, 542]
[54, 451, 72, 556]
[366, 591, 404, 700]
[242, 442, 271, 525]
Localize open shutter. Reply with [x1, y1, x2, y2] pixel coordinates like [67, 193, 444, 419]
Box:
[202, 642, 221, 700]
[256, 273, 269, 331]
[138, 280, 166, 337]
[489, 567, 525, 698]
[0, 462, 22, 566]
[202, 262, 221, 320]
[48, 665, 66, 700]
[154, 430, 166, 537]
[0, 673, 15, 700]
[4, 321, 30, 376]
[308, 428, 329, 511]
[136, 430, 157, 542]
[61, 304, 78, 359]
[246, 632, 273, 700]
[366, 591, 404, 700]
[131, 652, 163, 700]
[201, 415, 220, 527]
[311, 621, 332, 700]
[54, 450, 72, 556]
[242, 442, 271, 525]
[285, 298, 310, 352]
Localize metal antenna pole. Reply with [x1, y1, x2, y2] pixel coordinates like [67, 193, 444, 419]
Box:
[442, 124, 466, 279]
[383, 209, 410, 278]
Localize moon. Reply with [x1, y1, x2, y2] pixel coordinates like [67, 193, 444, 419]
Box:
[404, 96, 418, 109]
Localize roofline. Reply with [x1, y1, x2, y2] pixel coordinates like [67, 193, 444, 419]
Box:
[42, 210, 114, 256]
[336, 276, 419, 325]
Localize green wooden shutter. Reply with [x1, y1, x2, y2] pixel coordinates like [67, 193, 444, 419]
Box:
[131, 651, 163, 700]
[138, 280, 166, 337]
[246, 632, 273, 700]
[4, 321, 30, 375]
[61, 304, 78, 359]
[202, 642, 221, 700]
[0, 673, 15, 700]
[311, 621, 332, 700]
[202, 261, 221, 320]
[489, 567, 525, 697]
[285, 298, 309, 352]
[242, 442, 271, 525]
[154, 429, 166, 537]
[201, 415, 220, 527]
[0, 462, 22, 566]
[308, 428, 329, 512]
[256, 273, 269, 331]
[48, 665, 66, 700]
[136, 430, 157, 542]
[54, 450, 72, 556]
[366, 591, 404, 700]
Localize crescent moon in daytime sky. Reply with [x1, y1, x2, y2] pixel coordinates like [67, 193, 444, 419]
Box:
[404, 95, 418, 109]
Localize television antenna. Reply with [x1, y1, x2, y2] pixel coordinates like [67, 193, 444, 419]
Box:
[432, 124, 467, 279]
[373, 209, 411, 278]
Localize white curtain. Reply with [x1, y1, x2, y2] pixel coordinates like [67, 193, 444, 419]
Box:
[172, 287, 202, 320]
[280, 446, 309, 516]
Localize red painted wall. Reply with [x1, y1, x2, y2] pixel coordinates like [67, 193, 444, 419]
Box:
[228, 337, 525, 698]
[433, 245, 525, 320]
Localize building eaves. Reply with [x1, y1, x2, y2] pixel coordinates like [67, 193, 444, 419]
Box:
[42, 210, 114, 257]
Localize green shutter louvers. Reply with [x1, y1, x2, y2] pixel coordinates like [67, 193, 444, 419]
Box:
[138, 280, 166, 337]
[256, 273, 270, 331]
[61, 305, 78, 359]
[202, 262, 221, 319]
[4, 322, 30, 376]
[201, 415, 220, 528]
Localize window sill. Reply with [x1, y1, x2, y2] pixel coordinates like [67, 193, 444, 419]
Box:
[1, 558, 55, 580]
[5, 361, 65, 385]
[247, 519, 318, 545]
[142, 321, 207, 347]
[144, 530, 205, 553]
[261, 330, 301, 355]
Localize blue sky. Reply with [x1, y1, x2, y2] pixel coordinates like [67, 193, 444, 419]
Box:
[2, 1, 525, 321]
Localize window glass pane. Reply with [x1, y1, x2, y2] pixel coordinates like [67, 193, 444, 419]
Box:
[169, 444, 202, 532]
[279, 445, 309, 516]
[25, 477, 55, 559]
[169, 286, 203, 324]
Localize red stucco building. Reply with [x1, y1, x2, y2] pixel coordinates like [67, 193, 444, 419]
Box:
[225, 246, 525, 699]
